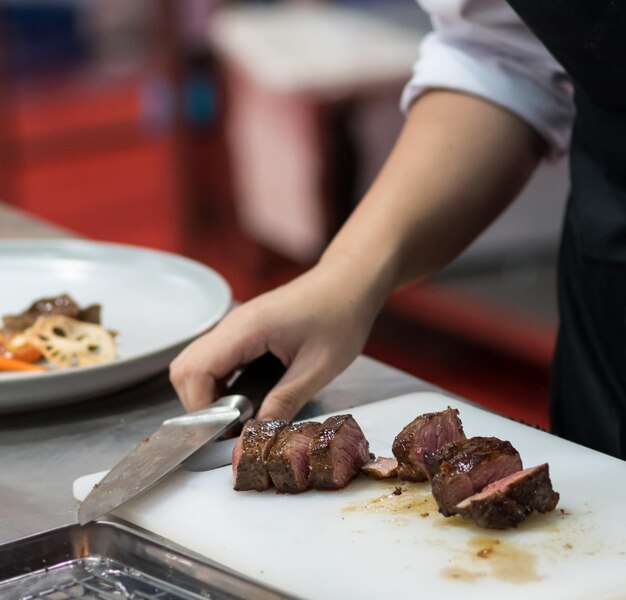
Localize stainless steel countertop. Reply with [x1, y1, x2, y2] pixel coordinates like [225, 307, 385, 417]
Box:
[0, 202, 433, 546]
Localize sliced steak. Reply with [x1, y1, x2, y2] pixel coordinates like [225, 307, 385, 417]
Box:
[455, 463, 560, 529]
[267, 422, 321, 494]
[361, 456, 399, 479]
[391, 407, 465, 481]
[309, 415, 370, 489]
[426, 436, 523, 516]
[232, 419, 290, 491]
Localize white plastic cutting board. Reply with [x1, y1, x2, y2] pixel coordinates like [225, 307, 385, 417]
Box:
[74, 392, 626, 600]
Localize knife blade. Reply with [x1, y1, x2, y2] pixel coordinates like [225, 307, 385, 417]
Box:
[78, 352, 286, 525]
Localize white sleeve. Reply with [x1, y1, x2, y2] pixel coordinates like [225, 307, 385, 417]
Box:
[402, 0, 575, 160]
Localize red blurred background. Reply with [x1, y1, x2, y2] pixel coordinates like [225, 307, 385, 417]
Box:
[0, 0, 561, 428]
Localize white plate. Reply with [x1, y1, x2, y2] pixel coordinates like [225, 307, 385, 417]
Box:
[0, 239, 232, 412]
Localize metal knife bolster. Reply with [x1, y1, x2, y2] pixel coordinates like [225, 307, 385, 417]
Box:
[179, 396, 253, 472]
[163, 395, 254, 428]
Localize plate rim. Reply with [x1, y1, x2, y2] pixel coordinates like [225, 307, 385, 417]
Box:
[0, 238, 232, 402]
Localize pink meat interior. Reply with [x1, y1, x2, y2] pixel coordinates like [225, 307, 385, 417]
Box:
[456, 464, 545, 508]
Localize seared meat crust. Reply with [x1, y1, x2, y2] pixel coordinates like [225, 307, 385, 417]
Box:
[455, 463, 560, 528]
[392, 407, 465, 481]
[232, 419, 290, 491]
[426, 436, 523, 516]
[267, 422, 321, 494]
[309, 415, 370, 489]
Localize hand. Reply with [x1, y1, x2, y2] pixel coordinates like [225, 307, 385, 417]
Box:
[170, 260, 385, 420]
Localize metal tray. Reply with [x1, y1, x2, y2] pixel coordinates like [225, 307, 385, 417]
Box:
[0, 521, 296, 600]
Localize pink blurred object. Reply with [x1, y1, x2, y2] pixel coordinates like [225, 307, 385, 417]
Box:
[210, 4, 419, 263]
[227, 72, 326, 263]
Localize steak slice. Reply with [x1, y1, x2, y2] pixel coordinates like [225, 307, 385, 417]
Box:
[309, 415, 370, 489]
[232, 419, 290, 491]
[426, 436, 523, 517]
[391, 407, 465, 482]
[267, 422, 321, 494]
[455, 463, 560, 529]
[361, 456, 399, 479]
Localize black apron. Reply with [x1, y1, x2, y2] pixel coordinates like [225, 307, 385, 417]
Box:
[505, 1, 626, 459]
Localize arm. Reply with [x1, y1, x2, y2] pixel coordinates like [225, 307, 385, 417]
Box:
[322, 89, 546, 297]
[170, 89, 545, 419]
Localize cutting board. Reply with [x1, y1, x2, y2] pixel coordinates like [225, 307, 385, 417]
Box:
[74, 392, 626, 600]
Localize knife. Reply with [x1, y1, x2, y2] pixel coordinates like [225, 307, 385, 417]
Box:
[78, 352, 286, 525]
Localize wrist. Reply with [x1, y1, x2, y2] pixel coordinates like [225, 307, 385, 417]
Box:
[316, 242, 399, 317]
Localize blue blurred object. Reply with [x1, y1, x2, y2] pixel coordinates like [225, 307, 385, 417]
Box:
[334, 0, 428, 30]
[139, 70, 218, 133]
[2, 2, 88, 76]
[183, 71, 218, 128]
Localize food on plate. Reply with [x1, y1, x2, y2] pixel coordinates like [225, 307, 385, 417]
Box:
[267, 422, 322, 493]
[23, 315, 117, 368]
[455, 463, 560, 529]
[423, 436, 523, 517]
[391, 407, 466, 481]
[233, 419, 290, 491]
[1, 294, 116, 372]
[0, 355, 46, 372]
[360, 456, 399, 479]
[0, 328, 44, 371]
[3, 293, 100, 332]
[309, 415, 370, 489]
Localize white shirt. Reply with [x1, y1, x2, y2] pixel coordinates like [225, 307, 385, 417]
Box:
[402, 0, 575, 160]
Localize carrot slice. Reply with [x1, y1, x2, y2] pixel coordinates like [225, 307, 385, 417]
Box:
[9, 345, 43, 363]
[0, 355, 46, 372]
[2, 333, 43, 363]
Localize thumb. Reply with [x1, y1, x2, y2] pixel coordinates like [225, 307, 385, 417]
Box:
[256, 385, 306, 421]
[255, 350, 336, 420]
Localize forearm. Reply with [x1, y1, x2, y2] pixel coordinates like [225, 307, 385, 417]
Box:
[320, 90, 547, 306]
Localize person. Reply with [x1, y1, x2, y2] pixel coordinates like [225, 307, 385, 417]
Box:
[171, 0, 626, 460]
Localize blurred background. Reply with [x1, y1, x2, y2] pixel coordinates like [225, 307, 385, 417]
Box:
[0, 0, 569, 428]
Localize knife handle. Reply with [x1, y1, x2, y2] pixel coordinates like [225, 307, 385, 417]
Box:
[226, 352, 287, 417]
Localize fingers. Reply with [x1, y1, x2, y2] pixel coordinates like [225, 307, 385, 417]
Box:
[255, 347, 342, 420]
[170, 306, 267, 412]
[170, 265, 376, 418]
[255, 379, 318, 421]
[173, 363, 218, 413]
